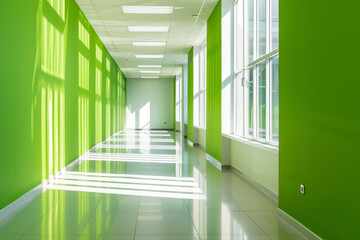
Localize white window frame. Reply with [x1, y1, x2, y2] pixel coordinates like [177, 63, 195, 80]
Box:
[234, 0, 279, 146]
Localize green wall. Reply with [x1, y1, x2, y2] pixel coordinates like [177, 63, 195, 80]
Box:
[279, 0, 360, 239]
[187, 48, 194, 142]
[206, 1, 222, 162]
[0, 0, 126, 210]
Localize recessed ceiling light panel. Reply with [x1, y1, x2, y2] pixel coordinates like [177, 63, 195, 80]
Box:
[139, 70, 161, 74]
[141, 76, 160, 79]
[132, 42, 166, 47]
[128, 26, 169, 32]
[135, 55, 164, 59]
[122, 6, 173, 14]
[138, 65, 162, 68]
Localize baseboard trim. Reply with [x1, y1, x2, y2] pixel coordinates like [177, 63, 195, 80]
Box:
[205, 153, 222, 170]
[187, 139, 194, 147]
[277, 209, 322, 240]
[0, 182, 45, 228]
[0, 142, 100, 228]
[231, 166, 278, 204]
[194, 143, 206, 152]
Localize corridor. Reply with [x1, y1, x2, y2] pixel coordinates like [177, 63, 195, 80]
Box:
[0, 130, 302, 240]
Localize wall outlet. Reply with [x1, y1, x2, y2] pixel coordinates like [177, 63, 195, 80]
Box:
[300, 184, 305, 194]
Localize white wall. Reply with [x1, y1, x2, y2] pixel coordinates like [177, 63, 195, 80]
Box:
[193, 126, 206, 149]
[126, 78, 174, 130]
[224, 135, 279, 196]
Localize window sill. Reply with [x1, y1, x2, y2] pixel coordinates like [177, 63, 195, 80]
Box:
[222, 133, 279, 153]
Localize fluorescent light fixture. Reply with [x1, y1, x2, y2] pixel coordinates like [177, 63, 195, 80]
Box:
[138, 65, 162, 68]
[132, 42, 166, 47]
[122, 6, 173, 14]
[135, 55, 164, 59]
[128, 26, 169, 32]
[141, 76, 160, 79]
[139, 70, 161, 74]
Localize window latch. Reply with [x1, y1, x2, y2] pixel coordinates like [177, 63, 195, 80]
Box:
[241, 77, 245, 86]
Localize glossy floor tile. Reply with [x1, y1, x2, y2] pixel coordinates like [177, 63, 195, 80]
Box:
[0, 130, 305, 240]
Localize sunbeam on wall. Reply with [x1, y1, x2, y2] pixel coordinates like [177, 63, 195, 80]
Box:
[0, 0, 126, 210]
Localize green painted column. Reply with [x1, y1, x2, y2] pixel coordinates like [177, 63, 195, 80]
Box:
[187, 48, 194, 142]
[206, 1, 222, 162]
[280, 0, 360, 239]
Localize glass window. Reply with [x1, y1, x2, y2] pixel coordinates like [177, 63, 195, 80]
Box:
[271, 0, 279, 51]
[235, 0, 244, 71]
[200, 46, 206, 127]
[247, 68, 254, 137]
[193, 52, 200, 127]
[176, 77, 181, 122]
[270, 56, 279, 142]
[257, 62, 266, 140]
[234, 0, 278, 145]
[257, 0, 266, 58]
[247, 0, 254, 63]
[235, 73, 244, 135]
[193, 45, 207, 128]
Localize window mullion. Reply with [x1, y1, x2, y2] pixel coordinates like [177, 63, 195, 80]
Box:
[253, 66, 258, 139]
[253, 0, 258, 140]
[269, 59, 273, 142]
[244, 0, 248, 66]
[254, 0, 257, 63]
[266, 0, 270, 54]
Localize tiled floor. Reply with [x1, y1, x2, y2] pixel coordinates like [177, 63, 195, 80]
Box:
[0, 130, 305, 240]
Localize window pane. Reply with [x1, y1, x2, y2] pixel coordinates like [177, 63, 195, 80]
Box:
[194, 96, 199, 126]
[258, 62, 266, 140]
[247, 0, 254, 63]
[176, 78, 180, 122]
[235, 0, 243, 70]
[194, 53, 200, 94]
[200, 48, 205, 90]
[235, 74, 244, 135]
[271, 0, 279, 50]
[247, 68, 254, 137]
[257, 0, 266, 58]
[200, 91, 205, 127]
[193, 52, 200, 126]
[271, 56, 279, 142]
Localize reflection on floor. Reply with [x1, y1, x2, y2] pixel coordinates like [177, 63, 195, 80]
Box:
[0, 130, 305, 240]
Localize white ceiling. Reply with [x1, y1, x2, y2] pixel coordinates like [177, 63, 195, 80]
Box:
[75, 0, 218, 79]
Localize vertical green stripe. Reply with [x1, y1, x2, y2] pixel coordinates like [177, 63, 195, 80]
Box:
[206, 1, 222, 162]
